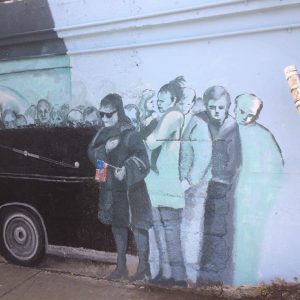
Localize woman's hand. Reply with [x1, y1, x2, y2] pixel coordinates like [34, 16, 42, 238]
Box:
[115, 166, 126, 181]
[105, 137, 119, 153]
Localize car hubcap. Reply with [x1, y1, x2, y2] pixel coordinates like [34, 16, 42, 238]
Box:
[3, 213, 39, 261]
[14, 226, 27, 243]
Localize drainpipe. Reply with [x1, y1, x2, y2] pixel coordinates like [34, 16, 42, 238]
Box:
[284, 65, 300, 113]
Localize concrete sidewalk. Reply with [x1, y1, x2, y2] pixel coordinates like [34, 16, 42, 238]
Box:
[0, 255, 207, 300]
[2, 254, 297, 299]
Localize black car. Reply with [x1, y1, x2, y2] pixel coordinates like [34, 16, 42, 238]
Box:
[0, 126, 122, 266]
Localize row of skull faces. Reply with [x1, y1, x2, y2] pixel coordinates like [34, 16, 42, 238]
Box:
[31, 100, 100, 127]
[101, 87, 263, 128]
[1, 99, 100, 129]
[1, 100, 54, 127]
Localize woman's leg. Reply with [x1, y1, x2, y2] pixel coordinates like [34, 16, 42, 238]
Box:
[108, 225, 128, 279]
[151, 207, 171, 280]
[131, 228, 150, 280]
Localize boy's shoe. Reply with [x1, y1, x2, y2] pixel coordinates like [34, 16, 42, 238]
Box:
[106, 268, 128, 280]
[129, 271, 150, 282]
[149, 273, 169, 285]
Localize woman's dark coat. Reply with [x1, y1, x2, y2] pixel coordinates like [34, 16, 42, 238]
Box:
[88, 124, 152, 230]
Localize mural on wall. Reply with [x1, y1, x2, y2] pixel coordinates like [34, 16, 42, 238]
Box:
[2, 0, 300, 289]
[85, 77, 283, 286]
[106, 78, 283, 286]
[0, 74, 284, 287]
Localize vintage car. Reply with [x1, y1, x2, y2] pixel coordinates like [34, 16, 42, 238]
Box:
[0, 126, 130, 266]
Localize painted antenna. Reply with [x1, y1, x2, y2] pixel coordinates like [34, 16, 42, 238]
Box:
[0, 144, 80, 169]
[284, 65, 300, 113]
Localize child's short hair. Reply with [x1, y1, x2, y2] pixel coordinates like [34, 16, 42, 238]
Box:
[203, 86, 231, 108]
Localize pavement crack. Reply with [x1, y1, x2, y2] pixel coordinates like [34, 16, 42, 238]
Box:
[0, 270, 42, 299]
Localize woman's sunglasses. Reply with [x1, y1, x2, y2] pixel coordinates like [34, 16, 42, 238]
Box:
[99, 110, 117, 118]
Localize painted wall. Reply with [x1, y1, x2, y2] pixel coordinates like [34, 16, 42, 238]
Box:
[0, 0, 300, 287]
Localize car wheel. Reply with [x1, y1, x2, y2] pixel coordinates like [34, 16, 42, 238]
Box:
[0, 207, 45, 266]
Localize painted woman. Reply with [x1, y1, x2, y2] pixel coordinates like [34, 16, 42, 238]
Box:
[145, 76, 186, 286]
[88, 93, 152, 281]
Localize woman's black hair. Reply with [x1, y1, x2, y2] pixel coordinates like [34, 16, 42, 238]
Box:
[100, 93, 132, 126]
[158, 76, 186, 104]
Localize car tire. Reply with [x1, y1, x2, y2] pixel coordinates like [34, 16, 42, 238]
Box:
[0, 207, 45, 266]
